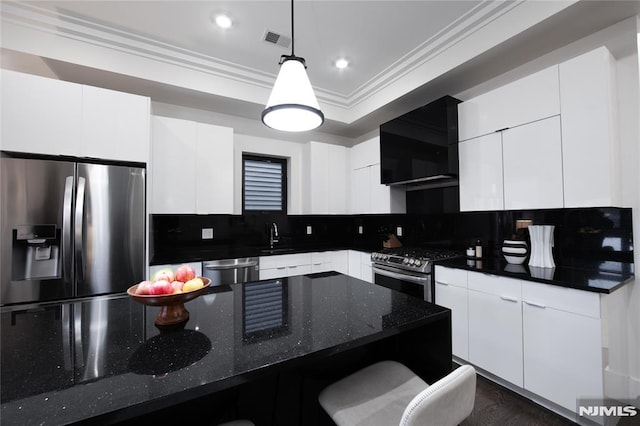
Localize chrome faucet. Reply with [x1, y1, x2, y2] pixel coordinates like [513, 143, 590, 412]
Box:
[269, 222, 279, 248]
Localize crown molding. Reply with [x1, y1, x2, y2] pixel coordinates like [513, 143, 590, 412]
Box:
[1, 0, 576, 123]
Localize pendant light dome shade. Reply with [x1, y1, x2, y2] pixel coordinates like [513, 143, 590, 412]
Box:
[262, 56, 324, 132]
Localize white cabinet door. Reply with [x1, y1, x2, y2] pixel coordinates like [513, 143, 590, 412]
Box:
[523, 302, 603, 411]
[1, 70, 82, 156]
[347, 250, 362, 279]
[260, 267, 288, 280]
[81, 85, 150, 163]
[305, 142, 348, 214]
[350, 136, 380, 170]
[327, 144, 348, 214]
[458, 65, 560, 141]
[330, 250, 350, 275]
[151, 116, 234, 214]
[435, 279, 469, 360]
[195, 123, 234, 214]
[502, 116, 564, 210]
[467, 273, 523, 387]
[459, 133, 504, 211]
[151, 116, 197, 213]
[350, 166, 370, 214]
[560, 47, 620, 207]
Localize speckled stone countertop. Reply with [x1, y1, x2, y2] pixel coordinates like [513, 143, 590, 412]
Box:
[436, 257, 634, 293]
[0, 272, 450, 425]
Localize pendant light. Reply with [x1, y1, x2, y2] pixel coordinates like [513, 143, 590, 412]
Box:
[261, 0, 324, 132]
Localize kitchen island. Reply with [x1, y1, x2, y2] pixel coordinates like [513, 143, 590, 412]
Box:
[0, 272, 451, 425]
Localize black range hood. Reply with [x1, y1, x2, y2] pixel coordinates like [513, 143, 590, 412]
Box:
[380, 95, 461, 190]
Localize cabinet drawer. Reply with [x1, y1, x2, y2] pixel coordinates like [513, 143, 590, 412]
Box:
[521, 281, 600, 318]
[259, 253, 312, 269]
[312, 251, 334, 264]
[467, 271, 521, 300]
[434, 266, 467, 288]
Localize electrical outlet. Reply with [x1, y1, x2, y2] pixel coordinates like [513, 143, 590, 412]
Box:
[201, 228, 213, 239]
[306, 225, 312, 235]
[396, 226, 403, 237]
[358, 225, 363, 235]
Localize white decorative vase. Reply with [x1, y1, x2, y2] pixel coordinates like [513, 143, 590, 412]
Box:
[528, 225, 555, 268]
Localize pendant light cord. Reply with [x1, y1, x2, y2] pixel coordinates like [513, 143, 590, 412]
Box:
[290, 0, 295, 56]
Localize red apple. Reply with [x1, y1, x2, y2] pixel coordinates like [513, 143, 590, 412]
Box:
[152, 268, 175, 283]
[149, 279, 172, 295]
[170, 280, 184, 293]
[175, 264, 196, 283]
[134, 280, 152, 295]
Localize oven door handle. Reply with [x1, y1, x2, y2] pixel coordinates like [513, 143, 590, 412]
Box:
[372, 266, 430, 285]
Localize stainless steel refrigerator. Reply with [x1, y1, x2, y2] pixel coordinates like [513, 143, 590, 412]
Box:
[1, 154, 146, 305]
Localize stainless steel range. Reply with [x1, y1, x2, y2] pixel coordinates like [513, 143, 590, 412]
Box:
[371, 247, 461, 302]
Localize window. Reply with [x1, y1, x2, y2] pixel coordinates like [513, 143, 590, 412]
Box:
[242, 154, 287, 213]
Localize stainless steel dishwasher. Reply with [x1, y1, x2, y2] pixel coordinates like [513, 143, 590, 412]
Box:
[202, 257, 260, 286]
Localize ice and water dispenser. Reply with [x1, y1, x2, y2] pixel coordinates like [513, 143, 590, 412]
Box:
[11, 224, 61, 281]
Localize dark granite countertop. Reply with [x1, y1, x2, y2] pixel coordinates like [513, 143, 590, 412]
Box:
[0, 272, 449, 425]
[436, 256, 634, 293]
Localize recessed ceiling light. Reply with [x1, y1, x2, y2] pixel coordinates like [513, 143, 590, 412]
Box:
[335, 58, 349, 69]
[214, 14, 233, 29]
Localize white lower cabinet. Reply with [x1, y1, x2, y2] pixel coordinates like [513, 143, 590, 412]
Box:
[467, 272, 523, 387]
[258, 253, 312, 280]
[347, 250, 373, 283]
[522, 281, 603, 412]
[434, 266, 610, 417]
[434, 266, 468, 359]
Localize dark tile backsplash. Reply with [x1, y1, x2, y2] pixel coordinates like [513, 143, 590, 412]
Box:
[151, 207, 634, 266]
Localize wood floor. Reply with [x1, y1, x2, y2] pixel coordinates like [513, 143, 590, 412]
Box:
[461, 373, 576, 426]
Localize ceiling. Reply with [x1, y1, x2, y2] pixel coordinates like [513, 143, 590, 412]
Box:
[2, 1, 639, 141]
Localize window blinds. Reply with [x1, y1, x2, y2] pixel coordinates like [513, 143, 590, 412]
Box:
[244, 159, 283, 211]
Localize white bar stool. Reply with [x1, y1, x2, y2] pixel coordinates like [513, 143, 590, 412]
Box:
[319, 361, 476, 426]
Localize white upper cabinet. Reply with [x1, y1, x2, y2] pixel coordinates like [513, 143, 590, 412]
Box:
[559, 47, 620, 207]
[1, 70, 150, 162]
[458, 46, 620, 211]
[459, 132, 504, 211]
[303, 141, 348, 214]
[458, 66, 560, 141]
[2, 70, 82, 156]
[502, 116, 564, 210]
[151, 116, 234, 214]
[195, 123, 234, 214]
[151, 116, 197, 214]
[348, 137, 406, 214]
[349, 136, 380, 170]
[81, 85, 150, 163]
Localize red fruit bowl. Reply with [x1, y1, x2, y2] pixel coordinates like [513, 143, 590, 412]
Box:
[127, 277, 211, 327]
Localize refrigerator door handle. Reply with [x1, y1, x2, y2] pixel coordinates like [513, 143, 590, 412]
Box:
[74, 176, 86, 283]
[62, 176, 74, 282]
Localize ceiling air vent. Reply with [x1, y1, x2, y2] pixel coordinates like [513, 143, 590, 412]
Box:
[263, 30, 291, 48]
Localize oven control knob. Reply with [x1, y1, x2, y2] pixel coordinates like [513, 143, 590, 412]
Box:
[403, 258, 409, 264]
[414, 260, 422, 267]
[409, 258, 415, 265]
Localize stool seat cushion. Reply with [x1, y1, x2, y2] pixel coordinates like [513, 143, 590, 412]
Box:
[318, 360, 428, 426]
